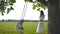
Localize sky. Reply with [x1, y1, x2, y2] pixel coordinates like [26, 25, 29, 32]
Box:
[0, 0, 48, 20]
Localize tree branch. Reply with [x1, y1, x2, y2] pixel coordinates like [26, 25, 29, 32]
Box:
[37, 0, 48, 6]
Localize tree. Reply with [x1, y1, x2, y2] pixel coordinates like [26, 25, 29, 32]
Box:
[25, 0, 60, 34]
[48, 0, 60, 34]
[0, 0, 16, 15]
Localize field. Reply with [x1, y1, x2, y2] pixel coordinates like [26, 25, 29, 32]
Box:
[0, 22, 48, 34]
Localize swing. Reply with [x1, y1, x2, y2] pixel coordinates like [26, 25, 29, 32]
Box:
[16, 2, 28, 30]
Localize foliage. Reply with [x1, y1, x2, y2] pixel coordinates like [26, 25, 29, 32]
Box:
[24, 0, 47, 11]
[0, 0, 16, 15]
[0, 0, 47, 15]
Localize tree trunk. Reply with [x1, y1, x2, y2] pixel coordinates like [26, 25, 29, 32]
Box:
[48, 0, 60, 34]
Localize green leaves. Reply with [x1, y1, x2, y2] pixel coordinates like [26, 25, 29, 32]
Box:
[7, 6, 14, 14]
[24, 0, 33, 2]
[6, 0, 16, 6]
[33, 3, 37, 10]
[0, 0, 5, 15]
[24, 0, 47, 11]
[8, 0, 16, 5]
[0, 0, 16, 15]
[33, 1, 46, 11]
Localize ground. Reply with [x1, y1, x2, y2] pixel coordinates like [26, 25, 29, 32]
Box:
[0, 22, 48, 34]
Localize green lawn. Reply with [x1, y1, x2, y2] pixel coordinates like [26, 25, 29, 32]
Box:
[0, 22, 48, 34]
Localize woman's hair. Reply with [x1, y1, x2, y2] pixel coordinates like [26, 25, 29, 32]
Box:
[40, 10, 44, 16]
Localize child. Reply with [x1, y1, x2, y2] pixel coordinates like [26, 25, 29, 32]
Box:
[36, 10, 45, 34]
[16, 19, 24, 34]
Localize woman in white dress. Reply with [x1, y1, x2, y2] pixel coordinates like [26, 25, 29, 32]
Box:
[36, 10, 45, 34]
[16, 19, 24, 34]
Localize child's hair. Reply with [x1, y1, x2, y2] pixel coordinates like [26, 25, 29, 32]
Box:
[40, 10, 44, 16]
[21, 19, 24, 22]
[20, 19, 24, 24]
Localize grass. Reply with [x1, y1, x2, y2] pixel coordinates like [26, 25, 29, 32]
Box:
[0, 22, 48, 34]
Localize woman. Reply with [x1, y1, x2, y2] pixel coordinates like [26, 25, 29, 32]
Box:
[36, 10, 45, 34]
[16, 19, 24, 34]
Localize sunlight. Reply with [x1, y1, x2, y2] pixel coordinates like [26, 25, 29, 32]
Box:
[0, 0, 48, 20]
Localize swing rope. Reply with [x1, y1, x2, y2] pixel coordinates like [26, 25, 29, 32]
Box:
[16, 2, 28, 30]
[21, 2, 28, 20]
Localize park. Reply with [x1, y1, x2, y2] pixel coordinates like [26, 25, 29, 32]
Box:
[0, 0, 60, 34]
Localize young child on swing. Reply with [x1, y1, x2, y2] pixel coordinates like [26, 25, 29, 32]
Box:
[16, 19, 24, 34]
[36, 10, 45, 34]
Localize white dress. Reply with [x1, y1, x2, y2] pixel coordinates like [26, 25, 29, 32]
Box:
[36, 15, 44, 33]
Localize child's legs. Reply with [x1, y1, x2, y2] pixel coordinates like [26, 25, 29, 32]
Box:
[20, 28, 24, 34]
[40, 32, 44, 34]
[39, 32, 44, 34]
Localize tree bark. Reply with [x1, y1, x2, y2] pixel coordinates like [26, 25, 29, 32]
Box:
[48, 0, 60, 34]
